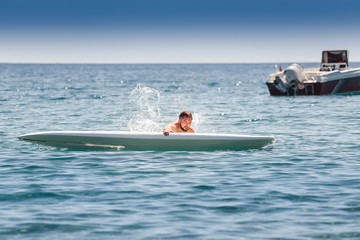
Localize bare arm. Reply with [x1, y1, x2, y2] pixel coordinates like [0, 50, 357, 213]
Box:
[163, 122, 176, 136]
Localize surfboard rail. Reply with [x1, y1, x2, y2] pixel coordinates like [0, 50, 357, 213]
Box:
[19, 131, 276, 151]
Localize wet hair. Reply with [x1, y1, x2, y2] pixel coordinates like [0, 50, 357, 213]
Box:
[179, 111, 192, 120]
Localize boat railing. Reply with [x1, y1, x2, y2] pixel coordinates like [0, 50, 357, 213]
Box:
[320, 66, 333, 72]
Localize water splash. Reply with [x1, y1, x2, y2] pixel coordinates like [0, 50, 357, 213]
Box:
[127, 84, 163, 132]
[192, 112, 205, 132]
[126, 84, 206, 133]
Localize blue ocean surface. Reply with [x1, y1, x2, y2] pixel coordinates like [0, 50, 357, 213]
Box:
[1, 63, 360, 239]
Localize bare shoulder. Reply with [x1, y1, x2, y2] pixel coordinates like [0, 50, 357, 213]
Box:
[163, 122, 178, 131]
[188, 128, 195, 133]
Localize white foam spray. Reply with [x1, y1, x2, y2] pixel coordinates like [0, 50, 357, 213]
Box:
[191, 112, 205, 132]
[126, 83, 206, 133]
[127, 84, 163, 132]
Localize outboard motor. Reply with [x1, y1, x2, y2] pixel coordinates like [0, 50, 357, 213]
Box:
[274, 64, 305, 96]
[274, 75, 288, 93]
[284, 64, 305, 85]
[284, 64, 305, 95]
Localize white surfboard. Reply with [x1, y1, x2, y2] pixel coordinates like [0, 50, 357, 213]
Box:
[18, 131, 275, 151]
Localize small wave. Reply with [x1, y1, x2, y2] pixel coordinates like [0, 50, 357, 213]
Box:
[212, 205, 246, 213]
[0, 191, 71, 202]
[49, 97, 67, 101]
[4, 223, 88, 234]
[192, 185, 216, 191]
[236, 118, 263, 123]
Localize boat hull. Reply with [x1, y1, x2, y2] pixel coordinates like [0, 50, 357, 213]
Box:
[18, 131, 276, 151]
[267, 75, 360, 96]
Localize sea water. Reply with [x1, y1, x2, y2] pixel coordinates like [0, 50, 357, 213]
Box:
[1, 63, 360, 239]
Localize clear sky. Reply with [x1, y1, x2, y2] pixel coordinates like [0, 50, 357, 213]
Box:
[1, 0, 360, 63]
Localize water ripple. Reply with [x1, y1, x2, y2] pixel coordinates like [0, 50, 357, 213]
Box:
[1, 63, 360, 239]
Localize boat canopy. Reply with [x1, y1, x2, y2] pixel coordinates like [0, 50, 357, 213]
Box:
[320, 50, 349, 71]
[322, 50, 348, 65]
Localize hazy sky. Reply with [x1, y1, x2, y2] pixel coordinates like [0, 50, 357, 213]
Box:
[1, 0, 360, 63]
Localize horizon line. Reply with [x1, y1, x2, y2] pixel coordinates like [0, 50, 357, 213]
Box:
[0, 61, 345, 65]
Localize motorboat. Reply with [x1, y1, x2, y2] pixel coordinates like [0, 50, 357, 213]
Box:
[266, 50, 360, 96]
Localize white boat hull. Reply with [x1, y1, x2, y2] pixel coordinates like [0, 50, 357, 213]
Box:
[19, 131, 276, 151]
